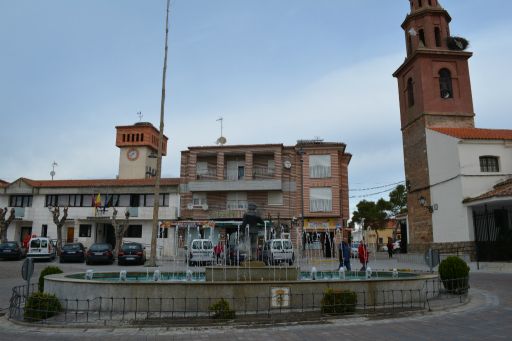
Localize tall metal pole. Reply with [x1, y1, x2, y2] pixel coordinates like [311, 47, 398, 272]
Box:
[149, 0, 170, 267]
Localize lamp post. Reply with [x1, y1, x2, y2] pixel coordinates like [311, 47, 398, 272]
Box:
[148, 0, 170, 267]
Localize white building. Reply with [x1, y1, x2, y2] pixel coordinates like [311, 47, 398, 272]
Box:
[426, 128, 512, 260]
[0, 122, 181, 258]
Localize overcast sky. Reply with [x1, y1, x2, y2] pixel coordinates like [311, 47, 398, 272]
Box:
[1, 0, 511, 215]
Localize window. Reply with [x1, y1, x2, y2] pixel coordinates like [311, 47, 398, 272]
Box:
[407, 78, 414, 107]
[226, 160, 245, 180]
[9, 195, 32, 207]
[407, 35, 412, 56]
[196, 161, 208, 176]
[267, 159, 275, 175]
[419, 29, 426, 47]
[434, 27, 441, 47]
[310, 188, 332, 212]
[439, 68, 453, 98]
[41, 225, 48, 237]
[268, 192, 283, 206]
[480, 156, 500, 172]
[158, 227, 168, 238]
[309, 155, 331, 178]
[192, 193, 207, 207]
[142, 194, 169, 207]
[125, 225, 142, 238]
[79, 224, 92, 237]
[227, 192, 248, 210]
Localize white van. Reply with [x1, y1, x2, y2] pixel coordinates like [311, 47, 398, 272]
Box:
[188, 239, 214, 266]
[262, 239, 294, 265]
[27, 237, 56, 261]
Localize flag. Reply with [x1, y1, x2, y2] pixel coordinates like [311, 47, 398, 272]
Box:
[94, 193, 101, 207]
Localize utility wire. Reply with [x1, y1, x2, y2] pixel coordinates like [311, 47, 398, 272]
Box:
[349, 187, 400, 199]
[349, 180, 404, 192]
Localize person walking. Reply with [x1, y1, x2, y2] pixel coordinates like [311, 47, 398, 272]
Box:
[339, 237, 351, 271]
[387, 239, 394, 258]
[358, 240, 369, 271]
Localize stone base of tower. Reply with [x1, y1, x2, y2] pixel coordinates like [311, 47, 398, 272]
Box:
[407, 241, 476, 261]
[431, 241, 477, 261]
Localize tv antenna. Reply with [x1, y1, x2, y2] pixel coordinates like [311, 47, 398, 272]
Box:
[137, 111, 143, 121]
[216, 117, 227, 145]
[50, 161, 58, 180]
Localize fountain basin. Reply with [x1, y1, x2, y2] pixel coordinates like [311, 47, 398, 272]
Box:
[44, 269, 436, 314]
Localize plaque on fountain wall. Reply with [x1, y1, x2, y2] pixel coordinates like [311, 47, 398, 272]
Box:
[271, 287, 290, 308]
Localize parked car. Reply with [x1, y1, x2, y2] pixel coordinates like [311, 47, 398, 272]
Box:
[0, 241, 26, 260]
[188, 239, 214, 266]
[262, 239, 295, 266]
[27, 237, 56, 261]
[59, 243, 86, 263]
[118, 242, 146, 265]
[86, 243, 114, 265]
[227, 245, 246, 265]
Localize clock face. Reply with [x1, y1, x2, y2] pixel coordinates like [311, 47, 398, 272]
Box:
[283, 160, 292, 169]
[127, 148, 139, 161]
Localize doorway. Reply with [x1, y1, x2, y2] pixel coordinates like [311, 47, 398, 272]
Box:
[67, 227, 75, 243]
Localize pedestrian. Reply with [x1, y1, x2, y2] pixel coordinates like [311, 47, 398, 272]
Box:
[214, 242, 223, 264]
[358, 240, 369, 271]
[339, 237, 351, 271]
[387, 239, 394, 258]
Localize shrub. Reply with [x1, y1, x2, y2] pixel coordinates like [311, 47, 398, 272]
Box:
[209, 298, 235, 319]
[438, 256, 470, 294]
[24, 292, 62, 322]
[38, 266, 63, 292]
[321, 288, 357, 314]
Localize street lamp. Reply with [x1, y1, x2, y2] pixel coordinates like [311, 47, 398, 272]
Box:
[419, 196, 437, 213]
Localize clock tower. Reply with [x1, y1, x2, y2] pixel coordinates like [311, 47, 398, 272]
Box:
[115, 122, 168, 179]
[393, 0, 475, 251]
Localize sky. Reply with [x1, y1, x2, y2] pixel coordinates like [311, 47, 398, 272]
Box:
[1, 0, 511, 216]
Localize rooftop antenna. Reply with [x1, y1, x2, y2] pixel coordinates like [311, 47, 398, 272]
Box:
[216, 116, 227, 145]
[137, 111, 143, 121]
[50, 161, 58, 180]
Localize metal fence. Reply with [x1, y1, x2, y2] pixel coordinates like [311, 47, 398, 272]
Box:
[9, 277, 468, 326]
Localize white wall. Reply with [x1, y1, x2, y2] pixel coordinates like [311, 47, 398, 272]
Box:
[427, 129, 512, 244]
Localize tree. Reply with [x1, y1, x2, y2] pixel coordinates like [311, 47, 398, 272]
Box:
[111, 208, 130, 257]
[351, 199, 391, 248]
[51, 206, 68, 252]
[388, 184, 407, 216]
[0, 207, 16, 243]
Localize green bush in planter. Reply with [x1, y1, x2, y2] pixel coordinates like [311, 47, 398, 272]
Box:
[24, 292, 62, 322]
[209, 298, 235, 319]
[321, 288, 357, 314]
[438, 256, 470, 294]
[38, 266, 63, 292]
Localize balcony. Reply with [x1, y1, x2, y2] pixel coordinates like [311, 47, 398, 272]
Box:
[188, 179, 282, 192]
[196, 167, 217, 180]
[253, 166, 275, 179]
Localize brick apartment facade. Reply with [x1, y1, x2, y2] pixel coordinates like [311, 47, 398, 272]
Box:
[178, 140, 351, 258]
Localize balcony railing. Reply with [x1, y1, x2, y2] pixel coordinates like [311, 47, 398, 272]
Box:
[226, 200, 248, 210]
[253, 166, 275, 179]
[196, 167, 217, 180]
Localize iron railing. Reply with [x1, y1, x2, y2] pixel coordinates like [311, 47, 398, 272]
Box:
[9, 277, 468, 326]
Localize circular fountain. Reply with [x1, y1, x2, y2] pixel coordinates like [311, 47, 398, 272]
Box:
[44, 265, 436, 314]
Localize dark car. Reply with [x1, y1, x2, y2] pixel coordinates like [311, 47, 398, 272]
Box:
[85, 243, 114, 265]
[0, 241, 26, 260]
[59, 243, 86, 263]
[227, 244, 247, 265]
[118, 242, 146, 265]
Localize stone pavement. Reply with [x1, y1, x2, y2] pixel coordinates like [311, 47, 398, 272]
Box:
[1, 254, 511, 340]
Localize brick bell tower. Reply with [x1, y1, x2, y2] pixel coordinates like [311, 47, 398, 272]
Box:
[393, 0, 475, 251]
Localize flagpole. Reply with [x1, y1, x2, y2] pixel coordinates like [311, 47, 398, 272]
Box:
[148, 0, 170, 267]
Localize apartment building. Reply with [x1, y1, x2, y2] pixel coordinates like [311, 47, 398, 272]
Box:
[177, 140, 351, 259]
